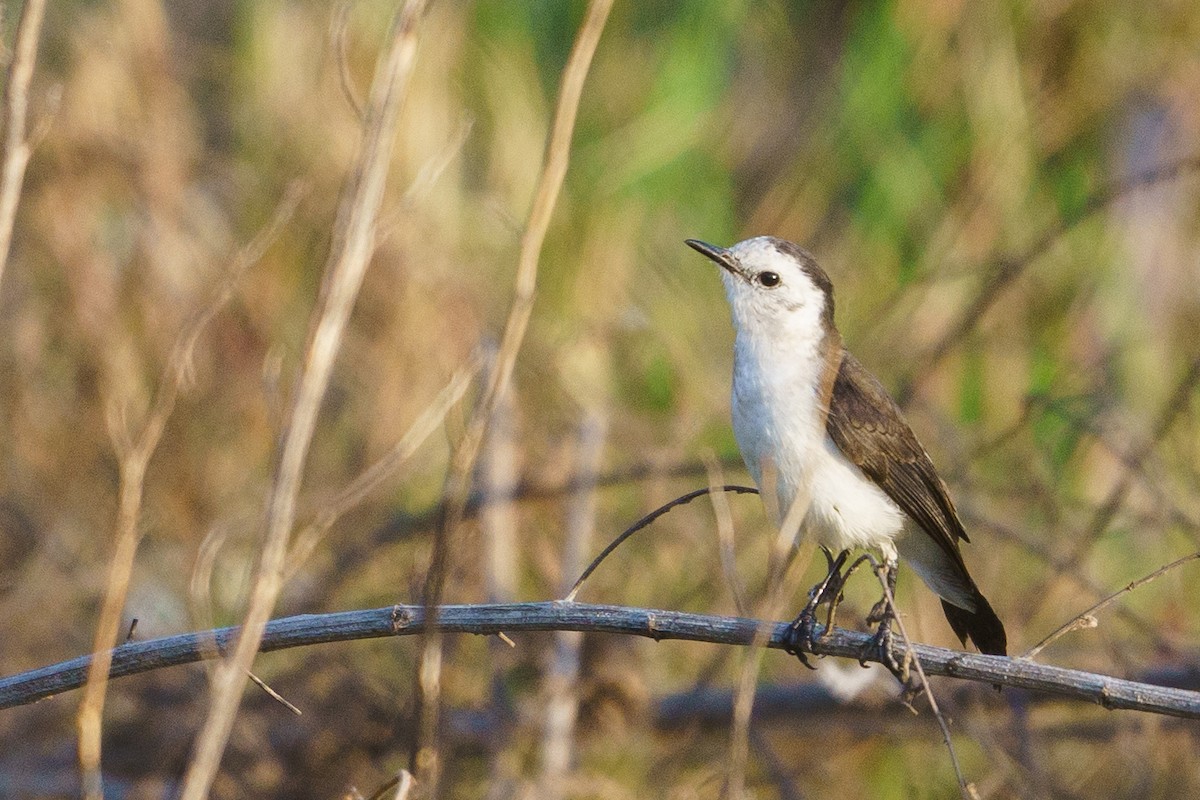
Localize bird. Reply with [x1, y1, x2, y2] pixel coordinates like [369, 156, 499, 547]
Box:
[685, 235, 1007, 666]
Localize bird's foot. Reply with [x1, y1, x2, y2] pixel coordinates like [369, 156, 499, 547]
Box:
[782, 604, 822, 670]
[860, 598, 908, 681]
[783, 548, 852, 668]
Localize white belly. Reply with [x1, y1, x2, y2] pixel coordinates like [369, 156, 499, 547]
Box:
[803, 435, 905, 555]
[732, 361, 905, 557]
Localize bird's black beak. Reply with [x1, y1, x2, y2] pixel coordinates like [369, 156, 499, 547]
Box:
[685, 239, 743, 281]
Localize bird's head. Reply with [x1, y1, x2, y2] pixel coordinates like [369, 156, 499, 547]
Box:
[686, 236, 835, 342]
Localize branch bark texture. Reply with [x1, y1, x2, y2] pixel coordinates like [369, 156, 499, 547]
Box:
[4, 602, 1198, 719]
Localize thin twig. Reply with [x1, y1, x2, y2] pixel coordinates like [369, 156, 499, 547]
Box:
[177, 5, 426, 799]
[1023, 551, 1200, 661]
[247, 669, 302, 716]
[6, 602, 1199, 718]
[75, 184, 302, 800]
[565, 485, 759, 602]
[0, 0, 47, 291]
[1061, 356, 1200, 566]
[871, 559, 974, 800]
[363, 770, 415, 800]
[1012, 356, 1200, 634]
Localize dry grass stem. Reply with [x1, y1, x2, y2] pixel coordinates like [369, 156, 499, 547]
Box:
[871, 562, 975, 800]
[704, 454, 749, 616]
[177, 4, 427, 798]
[286, 354, 483, 575]
[331, 1, 366, 122]
[413, 3, 612, 792]
[0, 0, 46, 291]
[539, 410, 607, 797]
[725, 543, 812, 800]
[75, 182, 303, 800]
[482, 388, 518, 606]
[428, 0, 615, 554]
[726, 484, 815, 800]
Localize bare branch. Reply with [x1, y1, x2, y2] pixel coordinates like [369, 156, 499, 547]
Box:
[3, 602, 1198, 719]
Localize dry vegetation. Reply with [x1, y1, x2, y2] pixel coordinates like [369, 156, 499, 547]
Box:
[2, 1, 1200, 798]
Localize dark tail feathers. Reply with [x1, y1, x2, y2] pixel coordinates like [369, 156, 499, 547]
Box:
[941, 591, 1007, 656]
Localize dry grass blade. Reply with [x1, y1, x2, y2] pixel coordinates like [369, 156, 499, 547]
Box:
[176, 4, 427, 798]
[0, 0, 46, 291]
[75, 184, 303, 800]
[725, 543, 811, 800]
[540, 410, 606, 798]
[331, 1, 366, 122]
[704, 455, 749, 616]
[724, 473, 817, 800]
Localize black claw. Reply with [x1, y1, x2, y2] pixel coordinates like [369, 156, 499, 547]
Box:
[783, 611, 820, 670]
[783, 548, 852, 669]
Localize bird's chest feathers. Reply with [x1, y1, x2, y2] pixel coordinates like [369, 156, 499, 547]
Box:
[730, 330, 903, 550]
[731, 329, 829, 494]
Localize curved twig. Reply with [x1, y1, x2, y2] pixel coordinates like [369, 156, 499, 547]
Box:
[564, 485, 759, 601]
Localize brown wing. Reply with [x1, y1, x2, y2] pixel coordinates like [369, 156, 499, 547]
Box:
[826, 352, 1007, 656]
[826, 352, 970, 564]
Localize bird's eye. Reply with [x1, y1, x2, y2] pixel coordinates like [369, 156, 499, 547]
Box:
[757, 271, 781, 287]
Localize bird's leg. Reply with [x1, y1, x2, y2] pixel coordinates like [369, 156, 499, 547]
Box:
[859, 555, 907, 681]
[784, 547, 849, 668]
[824, 553, 872, 633]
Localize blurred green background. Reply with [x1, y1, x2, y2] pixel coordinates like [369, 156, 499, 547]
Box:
[1, 0, 1199, 797]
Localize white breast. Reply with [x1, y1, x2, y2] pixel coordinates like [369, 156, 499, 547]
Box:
[731, 336, 905, 558]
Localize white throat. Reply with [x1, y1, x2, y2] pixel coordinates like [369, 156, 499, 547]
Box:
[725, 276, 904, 555]
[728, 292, 831, 520]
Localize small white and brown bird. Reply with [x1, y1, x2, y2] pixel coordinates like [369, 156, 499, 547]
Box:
[686, 235, 1006, 659]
